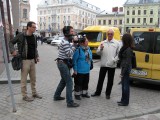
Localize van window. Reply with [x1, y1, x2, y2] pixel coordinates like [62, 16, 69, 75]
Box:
[103, 33, 106, 40]
[133, 32, 153, 53]
[154, 33, 160, 54]
[82, 32, 102, 42]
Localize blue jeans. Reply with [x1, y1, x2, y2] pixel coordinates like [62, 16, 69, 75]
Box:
[54, 62, 73, 104]
[121, 66, 131, 105]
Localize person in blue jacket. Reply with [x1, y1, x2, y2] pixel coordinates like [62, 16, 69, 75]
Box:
[72, 35, 92, 100]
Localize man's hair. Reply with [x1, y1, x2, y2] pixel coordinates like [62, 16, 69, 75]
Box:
[63, 26, 73, 36]
[27, 21, 36, 30]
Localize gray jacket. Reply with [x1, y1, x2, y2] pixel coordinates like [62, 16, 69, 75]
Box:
[120, 47, 133, 76]
[9, 32, 39, 60]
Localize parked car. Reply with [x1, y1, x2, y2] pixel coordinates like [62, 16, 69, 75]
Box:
[42, 37, 50, 43]
[47, 37, 55, 44]
[51, 36, 64, 46]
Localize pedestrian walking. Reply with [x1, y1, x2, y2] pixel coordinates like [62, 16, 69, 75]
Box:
[117, 33, 134, 106]
[9, 21, 42, 102]
[91, 29, 120, 99]
[15, 29, 19, 36]
[40, 36, 43, 45]
[72, 35, 92, 100]
[53, 26, 79, 108]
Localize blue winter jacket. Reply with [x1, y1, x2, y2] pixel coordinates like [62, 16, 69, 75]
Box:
[72, 46, 92, 74]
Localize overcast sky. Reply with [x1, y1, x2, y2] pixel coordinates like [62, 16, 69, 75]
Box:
[30, 0, 126, 22]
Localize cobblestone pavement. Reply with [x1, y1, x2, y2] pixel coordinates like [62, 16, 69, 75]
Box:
[1, 44, 160, 120]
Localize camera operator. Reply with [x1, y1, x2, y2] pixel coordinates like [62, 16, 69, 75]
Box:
[72, 35, 93, 100]
[53, 26, 79, 108]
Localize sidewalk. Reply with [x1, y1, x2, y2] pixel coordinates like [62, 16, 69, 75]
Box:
[0, 44, 160, 120]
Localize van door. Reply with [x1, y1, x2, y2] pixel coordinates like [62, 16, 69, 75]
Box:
[152, 32, 160, 80]
[130, 32, 154, 78]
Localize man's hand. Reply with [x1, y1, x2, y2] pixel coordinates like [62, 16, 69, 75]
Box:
[11, 50, 17, 56]
[100, 43, 104, 50]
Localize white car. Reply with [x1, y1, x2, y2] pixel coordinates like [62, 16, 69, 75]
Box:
[51, 36, 64, 46]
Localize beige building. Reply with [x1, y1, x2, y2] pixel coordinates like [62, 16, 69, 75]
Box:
[11, 0, 30, 33]
[96, 9, 124, 34]
[37, 0, 101, 36]
[124, 0, 160, 32]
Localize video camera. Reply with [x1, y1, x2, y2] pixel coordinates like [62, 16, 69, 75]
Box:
[72, 34, 86, 44]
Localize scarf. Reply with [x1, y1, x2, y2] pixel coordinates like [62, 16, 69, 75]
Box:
[81, 46, 90, 63]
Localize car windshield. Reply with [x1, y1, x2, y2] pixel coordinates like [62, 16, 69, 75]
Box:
[79, 32, 102, 42]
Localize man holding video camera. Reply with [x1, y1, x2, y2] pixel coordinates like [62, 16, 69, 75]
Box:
[53, 26, 79, 108]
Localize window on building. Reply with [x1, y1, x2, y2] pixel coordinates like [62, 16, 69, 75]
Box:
[114, 20, 117, 25]
[132, 10, 135, 15]
[132, 18, 135, 23]
[119, 20, 122, 25]
[138, 18, 140, 23]
[127, 10, 129, 15]
[64, 9, 66, 13]
[98, 20, 101, 25]
[48, 17, 50, 23]
[108, 20, 111, 24]
[143, 18, 146, 24]
[150, 18, 153, 23]
[127, 18, 129, 23]
[138, 10, 141, 15]
[40, 17, 42, 22]
[48, 10, 51, 14]
[68, 8, 70, 13]
[40, 11, 42, 15]
[150, 9, 153, 15]
[44, 10, 46, 14]
[144, 10, 147, 15]
[103, 20, 106, 25]
[23, 9, 27, 18]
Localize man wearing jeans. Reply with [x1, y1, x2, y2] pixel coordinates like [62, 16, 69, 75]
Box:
[54, 26, 79, 108]
[9, 21, 42, 102]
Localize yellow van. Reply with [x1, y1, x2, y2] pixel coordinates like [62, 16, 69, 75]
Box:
[129, 28, 160, 84]
[79, 26, 121, 56]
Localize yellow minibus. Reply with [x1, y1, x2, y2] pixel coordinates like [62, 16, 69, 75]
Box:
[130, 28, 160, 84]
[79, 26, 121, 56]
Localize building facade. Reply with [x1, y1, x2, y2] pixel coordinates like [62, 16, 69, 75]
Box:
[96, 7, 124, 34]
[0, 0, 13, 74]
[11, 0, 30, 33]
[37, 0, 101, 37]
[124, 0, 160, 32]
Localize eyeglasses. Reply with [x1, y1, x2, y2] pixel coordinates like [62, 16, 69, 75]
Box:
[108, 33, 113, 35]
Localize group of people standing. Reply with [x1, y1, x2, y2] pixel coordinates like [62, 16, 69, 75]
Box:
[54, 26, 134, 107]
[9, 21, 134, 108]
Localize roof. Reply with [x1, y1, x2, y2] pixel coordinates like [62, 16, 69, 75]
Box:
[125, 0, 160, 5]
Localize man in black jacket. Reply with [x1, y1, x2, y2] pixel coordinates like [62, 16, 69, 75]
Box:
[9, 21, 42, 102]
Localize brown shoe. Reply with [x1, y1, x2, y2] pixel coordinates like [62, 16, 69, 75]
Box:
[32, 94, 42, 99]
[23, 96, 34, 102]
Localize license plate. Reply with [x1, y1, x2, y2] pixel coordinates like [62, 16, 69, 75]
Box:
[130, 69, 147, 76]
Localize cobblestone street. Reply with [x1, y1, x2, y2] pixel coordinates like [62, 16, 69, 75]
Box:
[1, 44, 160, 120]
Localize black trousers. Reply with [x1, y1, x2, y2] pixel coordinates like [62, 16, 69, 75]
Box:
[74, 73, 89, 95]
[95, 67, 115, 96]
